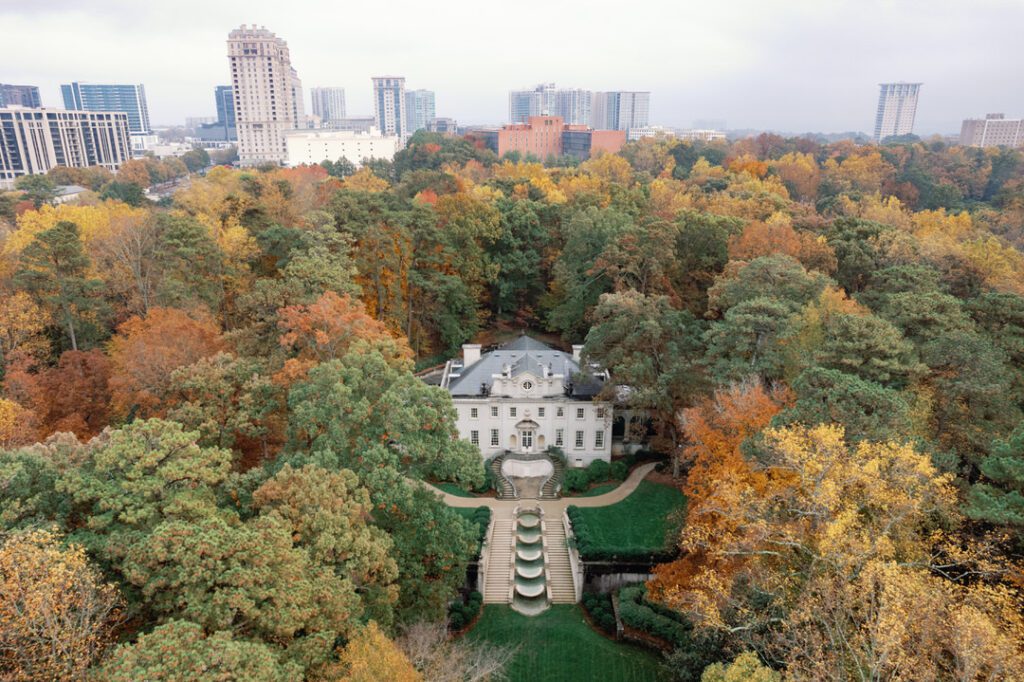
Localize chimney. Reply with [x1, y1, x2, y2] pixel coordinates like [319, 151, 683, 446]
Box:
[572, 344, 584, 362]
[462, 344, 481, 366]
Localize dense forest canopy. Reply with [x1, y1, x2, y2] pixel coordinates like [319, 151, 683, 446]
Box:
[2, 130, 1024, 679]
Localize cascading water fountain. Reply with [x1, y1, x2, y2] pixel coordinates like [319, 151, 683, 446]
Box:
[511, 507, 550, 616]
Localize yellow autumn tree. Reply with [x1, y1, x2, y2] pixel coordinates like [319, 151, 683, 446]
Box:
[771, 152, 820, 202]
[3, 201, 149, 258]
[0, 290, 48, 368]
[342, 167, 390, 193]
[0, 528, 122, 681]
[0, 398, 35, 448]
[581, 153, 634, 186]
[655, 423, 957, 632]
[327, 621, 421, 682]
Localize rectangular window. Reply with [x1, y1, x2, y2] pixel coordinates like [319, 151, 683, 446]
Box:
[595, 430, 605, 449]
[555, 429, 564, 447]
[596, 407, 605, 419]
[538, 407, 545, 418]
[491, 406, 498, 418]
[557, 407, 564, 417]
[490, 429, 499, 447]
[509, 407, 517, 418]
[470, 430, 479, 445]
[574, 430, 584, 449]
[576, 407, 585, 419]
[470, 407, 478, 419]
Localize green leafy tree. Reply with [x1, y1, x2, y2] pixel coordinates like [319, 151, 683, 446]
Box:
[372, 485, 479, 623]
[547, 206, 632, 338]
[15, 174, 57, 208]
[707, 254, 831, 317]
[321, 156, 357, 178]
[966, 424, 1024, 539]
[57, 419, 231, 568]
[813, 312, 922, 388]
[704, 297, 793, 384]
[167, 352, 278, 455]
[14, 221, 108, 351]
[152, 214, 224, 311]
[584, 290, 706, 475]
[97, 620, 302, 682]
[180, 147, 211, 173]
[122, 514, 360, 657]
[669, 211, 743, 315]
[824, 218, 895, 293]
[920, 331, 1020, 466]
[251, 463, 399, 627]
[874, 290, 974, 345]
[286, 348, 483, 488]
[776, 367, 913, 442]
[99, 181, 147, 207]
[489, 198, 548, 317]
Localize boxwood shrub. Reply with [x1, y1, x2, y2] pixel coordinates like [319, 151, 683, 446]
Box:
[581, 591, 617, 635]
[617, 584, 692, 649]
[448, 590, 483, 631]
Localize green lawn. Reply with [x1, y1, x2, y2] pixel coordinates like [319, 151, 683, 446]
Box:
[578, 482, 619, 497]
[433, 481, 479, 497]
[467, 605, 669, 681]
[569, 481, 685, 560]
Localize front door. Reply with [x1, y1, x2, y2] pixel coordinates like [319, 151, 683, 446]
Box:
[521, 429, 534, 453]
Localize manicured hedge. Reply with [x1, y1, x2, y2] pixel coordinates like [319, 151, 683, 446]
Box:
[448, 590, 483, 630]
[563, 458, 633, 494]
[453, 506, 491, 554]
[617, 584, 691, 649]
[581, 591, 617, 635]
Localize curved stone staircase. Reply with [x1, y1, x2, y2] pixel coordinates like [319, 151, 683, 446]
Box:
[540, 456, 565, 500]
[488, 455, 516, 499]
[491, 451, 564, 500]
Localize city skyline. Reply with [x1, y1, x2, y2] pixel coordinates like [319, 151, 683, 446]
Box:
[2, 0, 1022, 134]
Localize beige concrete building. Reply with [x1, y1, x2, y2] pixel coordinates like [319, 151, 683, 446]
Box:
[227, 25, 304, 166]
[960, 114, 1024, 148]
[0, 107, 130, 188]
[284, 128, 398, 168]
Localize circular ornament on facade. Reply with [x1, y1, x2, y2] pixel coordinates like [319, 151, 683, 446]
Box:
[522, 380, 533, 391]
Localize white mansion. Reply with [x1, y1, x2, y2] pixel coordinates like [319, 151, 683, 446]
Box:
[439, 336, 612, 467]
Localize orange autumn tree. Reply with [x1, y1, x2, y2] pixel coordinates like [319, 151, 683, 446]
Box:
[3, 349, 112, 440]
[727, 217, 837, 275]
[108, 307, 224, 419]
[648, 379, 791, 605]
[276, 291, 413, 384]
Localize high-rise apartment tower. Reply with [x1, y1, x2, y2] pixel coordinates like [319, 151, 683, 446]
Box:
[311, 87, 346, 123]
[404, 89, 436, 133]
[873, 82, 921, 142]
[372, 76, 407, 141]
[227, 25, 304, 165]
[60, 82, 150, 135]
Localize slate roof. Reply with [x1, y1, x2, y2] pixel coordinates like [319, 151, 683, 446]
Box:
[445, 335, 604, 399]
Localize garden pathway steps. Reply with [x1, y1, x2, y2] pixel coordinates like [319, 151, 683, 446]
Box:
[483, 507, 515, 604]
[543, 519, 576, 604]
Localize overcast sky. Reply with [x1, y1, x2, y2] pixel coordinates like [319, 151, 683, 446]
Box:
[2, 0, 1021, 134]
